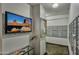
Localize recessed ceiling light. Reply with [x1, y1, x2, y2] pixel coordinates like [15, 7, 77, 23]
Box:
[52, 3, 59, 8]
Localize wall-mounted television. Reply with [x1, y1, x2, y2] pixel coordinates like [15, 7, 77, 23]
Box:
[5, 11, 32, 33]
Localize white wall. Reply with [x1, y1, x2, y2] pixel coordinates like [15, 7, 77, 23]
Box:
[0, 4, 2, 54]
[31, 5, 40, 54]
[2, 35, 30, 54]
[46, 37, 68, 46]
[46, 14, 69, 20]
[40, 5, 46, 54]
[47, 17, 68, 26]
[69, 3, 79, 24]
[40, 5, 46, 19]
[2, 3, 30, 17]
[47, 15, 69, 46]
[40, 38, 46, 54]
[1, 3, 32, 54]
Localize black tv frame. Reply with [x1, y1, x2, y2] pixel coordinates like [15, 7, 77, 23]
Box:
[5, 11, 32, 34]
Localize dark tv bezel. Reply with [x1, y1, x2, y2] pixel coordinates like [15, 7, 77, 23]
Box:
[5, 11, 32, 34]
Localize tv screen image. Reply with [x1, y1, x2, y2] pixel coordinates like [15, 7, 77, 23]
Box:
[5, 11, 32, 33]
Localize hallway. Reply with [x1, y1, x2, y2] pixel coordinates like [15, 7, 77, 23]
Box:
[0, 3, 79, 55]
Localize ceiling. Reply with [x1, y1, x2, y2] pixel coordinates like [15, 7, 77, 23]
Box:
[41, 3, 70, 16]
[28, 3, 40, 6]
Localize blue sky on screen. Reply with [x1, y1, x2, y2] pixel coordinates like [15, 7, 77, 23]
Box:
[7, 12, 32, 24]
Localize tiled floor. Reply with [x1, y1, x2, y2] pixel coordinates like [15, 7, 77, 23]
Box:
[46, 43, 69, 55]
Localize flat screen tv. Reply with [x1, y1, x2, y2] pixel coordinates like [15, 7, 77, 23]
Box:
[5, 11, 32, 33]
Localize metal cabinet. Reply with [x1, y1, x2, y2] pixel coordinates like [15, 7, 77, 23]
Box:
[69, 16, 79, 55]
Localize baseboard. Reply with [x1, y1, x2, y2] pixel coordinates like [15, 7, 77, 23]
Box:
[46, 42, 68, 47]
